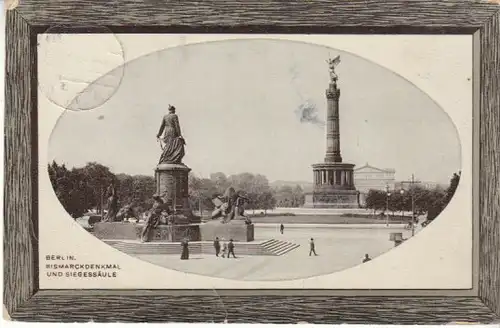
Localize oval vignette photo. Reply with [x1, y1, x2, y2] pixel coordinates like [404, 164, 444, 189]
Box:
[47, 39, 462, 281]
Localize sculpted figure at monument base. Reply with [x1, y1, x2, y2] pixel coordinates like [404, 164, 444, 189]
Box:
[210, 187, 252, 225]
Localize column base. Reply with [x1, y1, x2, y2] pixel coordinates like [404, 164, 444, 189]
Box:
[303, 189, 360, 209]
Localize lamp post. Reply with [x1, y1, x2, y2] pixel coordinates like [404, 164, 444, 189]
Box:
[385, 185, 391, 226]
[411, 185, 416, 237]
[399, 174, 417, 237]
[400, 188, 415, 237]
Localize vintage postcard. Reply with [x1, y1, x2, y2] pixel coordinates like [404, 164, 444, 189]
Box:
[36, 34, 475, 291]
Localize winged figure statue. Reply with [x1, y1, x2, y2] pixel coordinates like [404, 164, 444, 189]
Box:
[326, 55, 341, 82]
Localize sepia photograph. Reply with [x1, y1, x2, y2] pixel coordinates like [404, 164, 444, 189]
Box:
[5, 0, 500, 323]
[46, 36, 464, 282]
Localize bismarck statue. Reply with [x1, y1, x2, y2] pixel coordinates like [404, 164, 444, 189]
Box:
[142, 105, 201, 242]
[93, 105, 201, 243]
[157, 105, 186, 165]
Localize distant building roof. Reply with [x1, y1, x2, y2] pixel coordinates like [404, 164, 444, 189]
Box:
[354, 163, 396, 173]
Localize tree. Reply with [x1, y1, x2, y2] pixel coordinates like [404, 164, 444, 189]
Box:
[365, 189, 386, 215]
[189, 173, 219, 213]
[258, 191, 277, 214]
[388, 191, 406, 217]
[274, 185, 295, 207]
[80, 162, 116, 214]
[48, 161, 161, 219]
[128, 175, 156, 213]
[226, 173, 273, 212]
[210, 172, 229, 194]
[444, 171, 461, 205]
[426, 172, 460, 221]
[48, 161, 94, 218]
[292, 185, 305, 207]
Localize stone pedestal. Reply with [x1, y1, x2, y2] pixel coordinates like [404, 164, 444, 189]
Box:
[303, 190, 359, 208]
[92, 222, 200, 242]
[304, 162, 360, 208]
[155, 163, 200, 225]
[200, 220, 254, 242]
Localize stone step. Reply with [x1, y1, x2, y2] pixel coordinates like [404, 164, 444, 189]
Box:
[102, 239, 294, 256]
[260, 239, 277, 247]
[260, 239, 301, 256]
[265, 241, 292, 252]
[275, 243, 300, 256]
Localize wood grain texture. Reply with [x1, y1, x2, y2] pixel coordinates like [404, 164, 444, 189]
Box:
[9, 292, 500, 323]
[3, 10, 36, 316]
[479, 11, 500, 317]
[13, 0, 500, 29]
[4, 0, 500, 323]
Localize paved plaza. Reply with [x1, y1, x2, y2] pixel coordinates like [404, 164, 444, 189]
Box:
[136, 225, 417, 281]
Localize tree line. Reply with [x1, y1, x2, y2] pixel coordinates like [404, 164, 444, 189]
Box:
[364, 172, 461, 221]
[189, 172, 306, 215]
[48, 161, 156, 218]
[48, 161, 307, 218]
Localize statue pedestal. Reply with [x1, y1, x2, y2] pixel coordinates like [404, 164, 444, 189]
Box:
[304, 162, 360, 208]
[92, 222, 200, 242]
[155, 163, 200, 224]
[200, 220, 254, 242]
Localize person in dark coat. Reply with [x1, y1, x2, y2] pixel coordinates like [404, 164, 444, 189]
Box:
[214, 237, 221, 257]
[227, 239, 236, 258]
[362, 254, 372, 263]
[280, 223, 284, 234]
[180, 239, 189, 260]
[309, 238, 317, 256]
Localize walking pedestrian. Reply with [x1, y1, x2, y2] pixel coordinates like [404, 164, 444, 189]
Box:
[227, 239, 236, 258]
[309, 238, 317, 256]
[280, 223, 284, 234]
[221, 238, 227, 258]
[362, 254, 372, 263]
[214, 237, 221, 257]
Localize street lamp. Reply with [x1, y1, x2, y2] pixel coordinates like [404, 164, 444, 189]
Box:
[385, 185, 391, 226]
[399, 186, 416, 237]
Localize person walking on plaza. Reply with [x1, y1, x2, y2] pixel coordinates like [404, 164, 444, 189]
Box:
[214, 237, 221, 257]
[221, 238, 228, 258]
[227, 239, 236, 258]
[309, 238, 317, 256]
[280, 223, 284, 234]
[362, 254, 372, 263]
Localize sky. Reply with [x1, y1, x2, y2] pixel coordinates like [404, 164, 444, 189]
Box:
[48, 39, 462, 184]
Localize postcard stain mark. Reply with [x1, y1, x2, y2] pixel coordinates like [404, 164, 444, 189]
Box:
[38, 25, 125, 111]
[296, 100, 325, 128]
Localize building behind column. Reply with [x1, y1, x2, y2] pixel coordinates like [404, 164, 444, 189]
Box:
[304, 57, 360, 208]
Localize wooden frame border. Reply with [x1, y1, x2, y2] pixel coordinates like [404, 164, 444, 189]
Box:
[4, 0, 500, 323]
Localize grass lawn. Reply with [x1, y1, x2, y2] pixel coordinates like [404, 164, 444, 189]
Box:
[247, 214, 409, 224]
